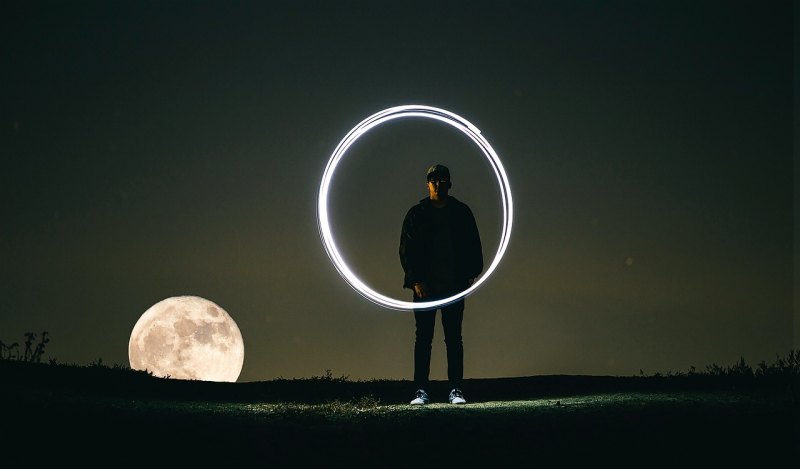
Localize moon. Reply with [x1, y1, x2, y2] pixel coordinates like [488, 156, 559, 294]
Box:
[128, 296, 244, 382]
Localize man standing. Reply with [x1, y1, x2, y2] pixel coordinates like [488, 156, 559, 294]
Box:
[399, 164, 483, 405]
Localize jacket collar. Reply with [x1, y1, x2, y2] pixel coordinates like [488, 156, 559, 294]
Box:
[419, 195, 459, 208]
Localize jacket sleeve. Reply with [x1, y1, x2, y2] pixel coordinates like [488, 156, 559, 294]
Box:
[399, 207, 424, 289]
[464, 205, 484, 280]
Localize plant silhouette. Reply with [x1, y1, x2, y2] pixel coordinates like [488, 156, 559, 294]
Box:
[0, 331, 49, 363]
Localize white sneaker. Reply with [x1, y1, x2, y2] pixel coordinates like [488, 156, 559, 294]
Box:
[410, 389, 429, 405]
[448, 388, 466, 404]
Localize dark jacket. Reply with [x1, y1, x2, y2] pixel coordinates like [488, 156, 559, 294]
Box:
[399, 196, 483, 290]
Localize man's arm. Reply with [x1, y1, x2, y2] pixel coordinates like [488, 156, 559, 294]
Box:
[399, 207, 425, 290]
[464, 205, 484, 280]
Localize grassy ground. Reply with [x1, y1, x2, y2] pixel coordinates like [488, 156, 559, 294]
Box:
[1, 360, 797, 466]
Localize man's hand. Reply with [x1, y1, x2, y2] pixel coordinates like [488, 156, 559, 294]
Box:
[413, 283, 428, 299]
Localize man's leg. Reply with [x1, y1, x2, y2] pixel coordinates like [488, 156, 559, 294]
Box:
[441, 299, 465, 390]
[414, 309, 436, 390]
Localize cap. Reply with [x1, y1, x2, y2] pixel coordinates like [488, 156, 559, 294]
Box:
[426, 164, 450, 181]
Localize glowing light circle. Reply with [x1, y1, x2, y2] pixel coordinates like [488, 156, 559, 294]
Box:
[317, 104, 513, 311]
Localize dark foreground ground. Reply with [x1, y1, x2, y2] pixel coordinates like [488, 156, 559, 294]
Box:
[1, 361, 797, 466]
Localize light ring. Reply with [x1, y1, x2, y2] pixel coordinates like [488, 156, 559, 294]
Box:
[317, 105, 513, 311]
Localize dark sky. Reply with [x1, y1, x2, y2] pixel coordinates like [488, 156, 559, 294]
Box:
[2, 0, 795, 382]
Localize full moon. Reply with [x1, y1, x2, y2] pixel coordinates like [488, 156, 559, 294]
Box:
[128, 296, 245, 382]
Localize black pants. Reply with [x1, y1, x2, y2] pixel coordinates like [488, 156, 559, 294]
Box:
[413, 296, 464, 390]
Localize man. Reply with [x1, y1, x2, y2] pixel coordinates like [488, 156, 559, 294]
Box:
[399, 164, 483, 405]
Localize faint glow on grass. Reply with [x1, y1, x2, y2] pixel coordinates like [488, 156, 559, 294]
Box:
[236, 393, 721, 416]
[88, 392, 763, 423]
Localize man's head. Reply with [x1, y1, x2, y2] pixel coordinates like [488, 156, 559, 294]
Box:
[426, 164, 452, 199]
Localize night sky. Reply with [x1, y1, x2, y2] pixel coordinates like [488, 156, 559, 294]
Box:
[2, 0, 795, 382]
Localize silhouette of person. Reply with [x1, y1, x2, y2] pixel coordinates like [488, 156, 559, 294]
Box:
[399, 164, 483, 405]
